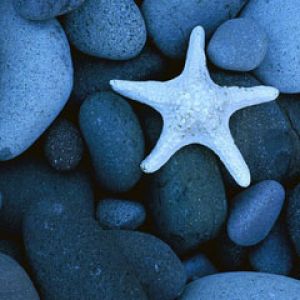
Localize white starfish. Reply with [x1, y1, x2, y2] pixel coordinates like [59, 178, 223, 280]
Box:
[110, 26, 279, 187]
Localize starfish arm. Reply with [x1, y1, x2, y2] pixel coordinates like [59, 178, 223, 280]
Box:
[110, 79, 169, 112]
[225, 85, 279, 114]
[209, 127, 251, 187]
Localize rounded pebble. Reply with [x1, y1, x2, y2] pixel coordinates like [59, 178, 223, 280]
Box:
[179, 272, 300, 300]
[79, 92, 145, 193]
[208, 18, 268, 71]
[0, 0, 73, 160]
[97, 199, 146, 230]
[13, 0, 85, 20]
[150, 145, 227, 254]
[64, 0, 146, 60]
[44, 119, 84, 171]
[227, 180, 285, 246]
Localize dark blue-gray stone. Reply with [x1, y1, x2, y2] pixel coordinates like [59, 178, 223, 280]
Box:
[242, 0, 300, 93]
[0, 240, 23, 265]
[227, 180, 285, 246]
[142, 0, 246, 58]
[64, 0, 146, 60]
[13, 0, 85, 20]
[97, 199, 146, 230]
[44, 119, 84, 171]
[0, 253, 39, 300]
[179, 272, 300, 300]
[250, 223, 294, 276]
[0, 0, 73, 160]
[150, 145, 227, 254]
[79, 92, 145, 193]
[109, 230, 186, 300]
[208, 18, 268, 71]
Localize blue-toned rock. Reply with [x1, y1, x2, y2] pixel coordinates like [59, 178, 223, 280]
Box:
[250, 223, 293, 276]
[44, 119, 84, 171]
[64, 0, 146, 60]
[0, 253, 39, 300]
[142, 0, 246, 58]
[80, 92, 145, 193]
[179, 272, 300, 300]
[227, 180, 285, 246]
[13, 0, 85, 20]
[109, 230, 186, 300]
[242, 0, 300, 93]
[208, 18, 268, 71]
[0, 0, 73, 161]
[97, 199, 146, 230]
[72, 47, 167, 105]
[150, 145, 227, 254]
[183, 254, 217, 282]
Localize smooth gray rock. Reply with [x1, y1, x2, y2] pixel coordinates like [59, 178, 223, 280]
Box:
[0, 0, 73, 160]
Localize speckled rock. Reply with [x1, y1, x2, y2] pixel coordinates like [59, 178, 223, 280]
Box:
[109, 230, 186, 300]
[208, 18, 268, 71]
[179, 272, 300, 300]
[97, 199, 146, 230]
[0, 0, 73, 160]
[150, 145, 227, 254]
[44, 119, 84, 171]
[227, 180, 285, 246]
[72, 47, 167, 105]
[13, 0, 85, 20]
[250, 223, 293, 276]
[64, 0, 146, 60]
[183, 254, 217, 282]
[142, 0, 246, 58]
[79, 92, 145, 193]
[0, 253, 39, 300]
[242, 0, 300, 93]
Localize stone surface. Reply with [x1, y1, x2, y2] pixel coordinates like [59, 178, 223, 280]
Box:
[150, 145, 227, 254]
[79, 92, 145, 193]
[208, 18, 268, 71]
[242, 0, 300, 93]
[97, 199, 146, 230]
[227, 180, 285, 246]
[13, 0, 85, 20]
[64, 0, 146, 60]
[179, 272, 300, 300]
[44, 119, 84, 171]
[142, 0, 246, 58]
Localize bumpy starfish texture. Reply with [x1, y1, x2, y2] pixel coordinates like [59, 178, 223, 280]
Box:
[110, 26, 279, 187]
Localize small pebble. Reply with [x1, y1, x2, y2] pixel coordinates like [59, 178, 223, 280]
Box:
[97, 199, 146, 230]
[227, 180, 285, 246]
[208, 18, 268, 71]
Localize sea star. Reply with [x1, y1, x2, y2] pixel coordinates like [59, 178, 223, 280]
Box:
[110, 26, 279, 187]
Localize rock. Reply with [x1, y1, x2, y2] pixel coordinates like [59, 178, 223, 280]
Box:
[44, 119, 84, 171]
[142, 0, 246, 58]
[23, 198, 147, 299]
[179, 272, 300, 300]
[0, 253, 39, 300]
[208, 18, 268, 71]
[242, 0, 300, 93]
[0, 157, 94, 234]
[64, 0, 146, 60]
[0, 240, 23, 265]
[79, 92, 145, 193]
[0, 0, 73, 160]
[97, 199, 146, 230]
[212, 71, 295, 183]
[13, 0, 85, 20]
[250, 223, 293, 276]
[183, 254, 217, 282]
[150, 145, 227, 254]
[109, 230, 186, 300]
[227, 180, 285, 246]
[72, 47, 167, 105]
